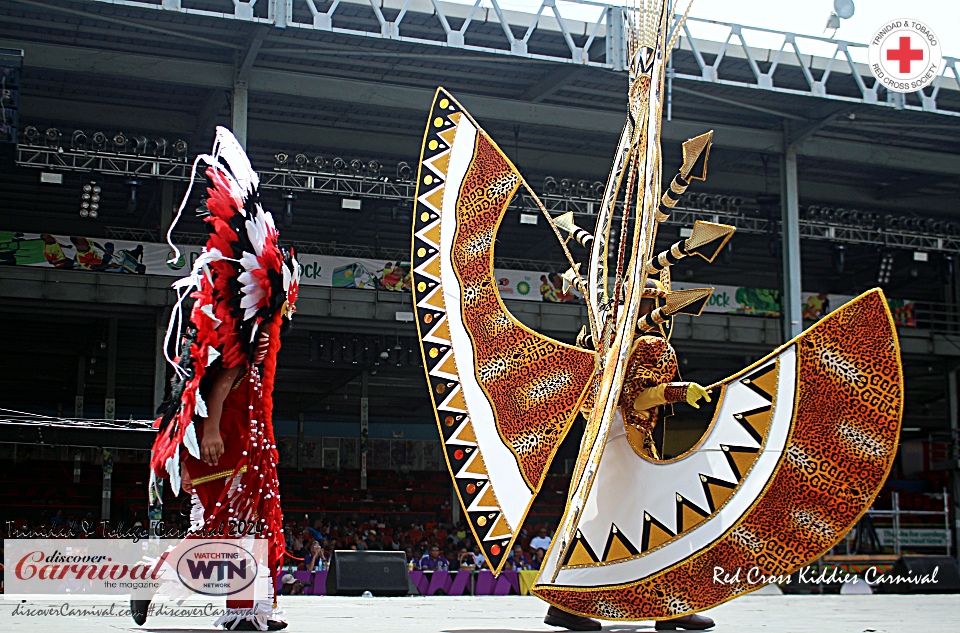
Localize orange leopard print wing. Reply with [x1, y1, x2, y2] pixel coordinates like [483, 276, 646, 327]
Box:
[533, 289, 902, 620]
[411, 88, 596, 574]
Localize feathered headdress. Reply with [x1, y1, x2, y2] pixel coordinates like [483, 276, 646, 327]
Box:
[149, 127, 300, 496]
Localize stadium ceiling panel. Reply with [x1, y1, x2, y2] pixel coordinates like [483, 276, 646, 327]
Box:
[18, 0, 958, 115]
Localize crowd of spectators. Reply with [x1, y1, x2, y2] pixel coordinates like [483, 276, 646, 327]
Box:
[284, 517, 554, 573]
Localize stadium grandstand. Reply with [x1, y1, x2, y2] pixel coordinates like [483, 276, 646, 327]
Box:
[0, 0, 958, 579]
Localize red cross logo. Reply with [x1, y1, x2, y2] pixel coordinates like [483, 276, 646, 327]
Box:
[886, 36, 924, 73]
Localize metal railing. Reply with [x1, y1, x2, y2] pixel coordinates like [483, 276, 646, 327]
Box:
[865, 489, 953, 558]
[76, 0, 960, 116]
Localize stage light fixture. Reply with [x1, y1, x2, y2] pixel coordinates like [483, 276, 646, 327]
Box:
[577, 180, 590, 196]
[275, 152, 289, 168]
[349, 159, 363, 175]
[833, 244, 845, 274]
[149, 137, 169, 156]
[92, 132, 108, 149]
[332, 157, 347, 172]
[592, 181, 605, 197]
[281, 190, 296, 227]
[314, 156, 327, 171]
[396, 161, 412, 180]
[80, 180, 100, 219]
[173, 139, 188, 159]
[112, 132, 127, 151]
[543, 176, 557, 194]
[130, 135, 148, 154]
[367, 160, 381, 178]
[23, 125, 39, 144]
[294, 153, 309, 169]
[44, 127, 61, 147]
[877, 252, 894, 285]
[560, 178, 573, 194]
[126, 178, 140, 215]
[71, 130, 88, 149]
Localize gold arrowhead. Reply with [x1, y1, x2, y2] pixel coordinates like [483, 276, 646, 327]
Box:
[552, 211, 576, 234]
[680, 131, 713, 181]
[683, 221, 736, 263]
[663, 287, 714, 317]
[561, 263, 581, 294]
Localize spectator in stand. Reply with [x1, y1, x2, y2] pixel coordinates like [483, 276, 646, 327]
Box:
[507, 545, 532, 570]
[50, 509, 65, 528]
[366, 529, 383, 550]
[410, 547, 423, 569]
[291, 534, 306, 561]
[458, 547, 476, 569]
[530, 547, 546, 571]
[419, 545, 449, 571]
[307, 519, 327, 542]
[404, 547, 419, 570]
[472, 544, 486, 569]
[446, 548, 460, 572]
[305, 540, 327, 571]
[529, 527, 551, 551]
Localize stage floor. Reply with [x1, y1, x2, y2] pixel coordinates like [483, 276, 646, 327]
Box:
[2, 594, 958, 633]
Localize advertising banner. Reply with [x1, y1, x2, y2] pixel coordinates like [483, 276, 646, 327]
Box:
[4, 538, 269, 601]
[0, 230, 915, 322]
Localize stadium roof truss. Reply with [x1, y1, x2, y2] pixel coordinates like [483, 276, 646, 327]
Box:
[71, 0, 960, 117]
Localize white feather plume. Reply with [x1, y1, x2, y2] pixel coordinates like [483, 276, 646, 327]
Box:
[184, 424, 201, 459]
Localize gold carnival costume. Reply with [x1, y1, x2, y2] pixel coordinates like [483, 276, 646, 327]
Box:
[410, 0, 902, 624]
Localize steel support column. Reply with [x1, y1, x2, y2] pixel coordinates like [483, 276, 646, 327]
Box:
[297, 413, 304, 472]
[949, 368, 960, 559]
[75, 355, 86, 418]
[360, 370, 369, 491]
[105, 317, 118, 420]
[231, 79, 248, 149]
[154, 308, 170, 413]
[780, 131, 803, 341]
[160, 181, 175, 236]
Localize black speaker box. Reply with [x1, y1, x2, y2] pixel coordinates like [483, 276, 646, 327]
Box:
[326, 550, 409, 596]
[878, 556, 960, 593]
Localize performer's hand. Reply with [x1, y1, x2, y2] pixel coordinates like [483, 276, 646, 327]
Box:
[181, 467, 194, 495]
[254, 329, 270, 364]
[686, 383, 712, 409]
[201, 429, 225, 466]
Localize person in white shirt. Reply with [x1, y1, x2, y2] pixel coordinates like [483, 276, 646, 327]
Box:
[529, 527, 551, 551]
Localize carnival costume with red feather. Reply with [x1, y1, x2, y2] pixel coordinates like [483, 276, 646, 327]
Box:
[148, 127, 299, 630]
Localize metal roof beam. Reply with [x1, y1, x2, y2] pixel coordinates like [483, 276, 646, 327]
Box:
[5, 40, 960, 175]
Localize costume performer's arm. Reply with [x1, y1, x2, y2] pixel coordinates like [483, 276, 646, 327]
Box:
[200, 364, 242, 466]
[200, 330, 270, 466]
[629, 337, 711, 411]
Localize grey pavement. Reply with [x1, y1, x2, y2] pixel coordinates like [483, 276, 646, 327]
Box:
[1, 594, 958, 633]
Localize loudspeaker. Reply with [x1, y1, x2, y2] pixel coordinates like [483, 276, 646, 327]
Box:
[326, 550, 409, 596]
[878, 556, 960, 593]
